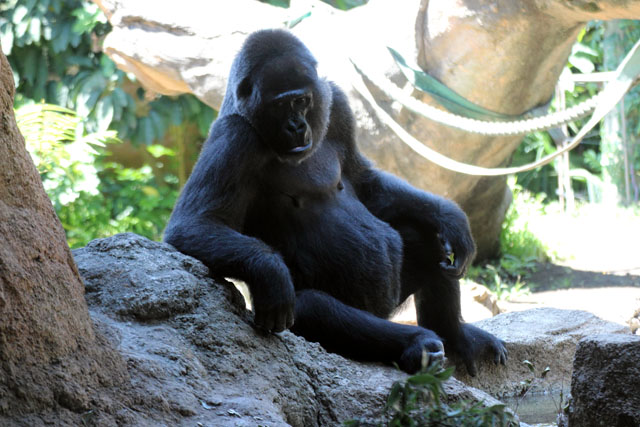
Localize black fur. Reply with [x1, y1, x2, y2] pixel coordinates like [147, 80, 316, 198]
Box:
[164, 29, 507, 375]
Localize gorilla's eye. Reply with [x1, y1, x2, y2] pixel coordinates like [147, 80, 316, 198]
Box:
[293, 96, 310, 109]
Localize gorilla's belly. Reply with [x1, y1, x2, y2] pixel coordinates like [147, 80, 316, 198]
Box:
[254, 193, 404, 316]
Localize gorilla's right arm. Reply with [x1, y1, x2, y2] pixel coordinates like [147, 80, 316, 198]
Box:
[164, 114, 295, 333]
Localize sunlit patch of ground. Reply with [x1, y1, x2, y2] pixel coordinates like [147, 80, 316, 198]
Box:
[500, 203, 640, 327]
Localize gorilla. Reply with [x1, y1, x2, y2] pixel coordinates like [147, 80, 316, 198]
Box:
[164, 29, 507, 375]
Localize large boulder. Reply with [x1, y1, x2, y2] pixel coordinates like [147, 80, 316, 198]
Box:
[71, 233, 505, 426]
[454, 308, 629, 397]
[569, 334, 640, 427]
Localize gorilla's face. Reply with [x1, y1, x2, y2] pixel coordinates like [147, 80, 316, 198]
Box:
[262, 86, 314, 159]
[238, 55, 330, 164]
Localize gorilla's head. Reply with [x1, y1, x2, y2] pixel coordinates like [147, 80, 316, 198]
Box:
[223, 29, 332, 163]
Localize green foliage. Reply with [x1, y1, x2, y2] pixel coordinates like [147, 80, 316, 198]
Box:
[500, 180, 550, 264]
[323, 0, 369, 11]
[260, 0, 291, 7]
[2, 0, 214, 144]
[16, 102, 178, 248]
[260, 0, 368, 10]
[347, 360, 517, 426]
[514, 20, 640, 204]
[4, 0, 210, 247]
[468, 178, 551, 298]
[56, 163, 178, 248]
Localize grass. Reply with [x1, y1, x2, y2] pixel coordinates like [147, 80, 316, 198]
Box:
[468, 178, 553, 299]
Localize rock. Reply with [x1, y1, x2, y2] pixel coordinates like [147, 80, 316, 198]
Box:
[569, 334, 640, 426]
[464, 281, 503, 316]
[454, 308, 629, 397]
[70, 233, 506, 426]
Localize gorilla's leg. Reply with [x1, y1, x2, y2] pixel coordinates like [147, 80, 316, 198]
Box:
[398, 225, 507, 376]
[291, 289, 443, 373]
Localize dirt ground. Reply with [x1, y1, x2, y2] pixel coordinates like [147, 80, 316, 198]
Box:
[506, 203, 640, 327]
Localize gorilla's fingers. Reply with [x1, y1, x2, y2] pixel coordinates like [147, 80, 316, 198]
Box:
[500, 342, 508, 364]
[272, 309, 288, 333]
[254, 308, 265, 329]
[492, 340, 508, 365]
[439, 261, 464, 279]
[263, 313, 276, 334]
[465, 358, 478, 377]
[286, 309, 295, 330]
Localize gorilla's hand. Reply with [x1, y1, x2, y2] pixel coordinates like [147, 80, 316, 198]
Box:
[437, 206, 475, 279]
[454, 323, 508, 377]
[251, 266, 296, 333]
[438, 234, 473, 279]
[399, 330, 445, 374]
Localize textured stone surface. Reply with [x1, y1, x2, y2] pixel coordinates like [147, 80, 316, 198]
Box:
[72, 233, 506, 426]
[569, 334, 640, 427]
[453, 308, 630, 397]
[0, 46, 127, 420]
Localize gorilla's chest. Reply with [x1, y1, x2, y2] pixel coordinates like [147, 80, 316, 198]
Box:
[267, 142, 342, 204]
[245, 142, 403, 299]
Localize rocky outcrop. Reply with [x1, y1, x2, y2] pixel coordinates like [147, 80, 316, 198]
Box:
[70, 233, 506, 426]
[569, 334, 640, 426]
[453, 308, 629, 397]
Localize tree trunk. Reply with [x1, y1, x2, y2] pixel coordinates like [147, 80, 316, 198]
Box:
[94, 0, 640, 259]
[0, 46, 126, 419]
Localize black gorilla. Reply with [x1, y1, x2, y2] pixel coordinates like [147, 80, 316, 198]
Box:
[164, 29, 507, 375]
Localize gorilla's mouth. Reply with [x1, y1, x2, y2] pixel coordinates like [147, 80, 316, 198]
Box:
[288, 140, 313, 154]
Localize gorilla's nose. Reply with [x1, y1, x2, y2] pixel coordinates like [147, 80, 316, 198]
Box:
[286, 118, 307, 135]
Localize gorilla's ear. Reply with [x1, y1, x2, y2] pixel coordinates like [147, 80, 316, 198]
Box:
[237, 77, 253, 99]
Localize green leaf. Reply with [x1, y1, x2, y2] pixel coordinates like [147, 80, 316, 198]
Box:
[14, 17, 29, 40]
[11, 5, 29, 25]
[540, 366, 551, 378]
[21, 48, 38, 85]
[388, 47, 516, 120]
[95, 97, 114, 132]
[111, 87, 129, 108]
[523, 359, 535, 373]
[138, 117, 155, 144]
[147, 145, 176, 158]
[149, 110, 166, 139]
[434, 366, 455, 381]
[100, 55, 117, 78]
[287, 11, 312, 29]
[0, 22, 14, 55]
[27, 16, 41, 42]
[76, 72, 107, 116]
[385, 382, 402, 410]
[51, 23, 71, 53]
[407, 373, 436, 385]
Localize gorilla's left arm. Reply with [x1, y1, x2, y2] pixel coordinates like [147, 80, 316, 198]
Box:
[350, 162, 476, 278]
